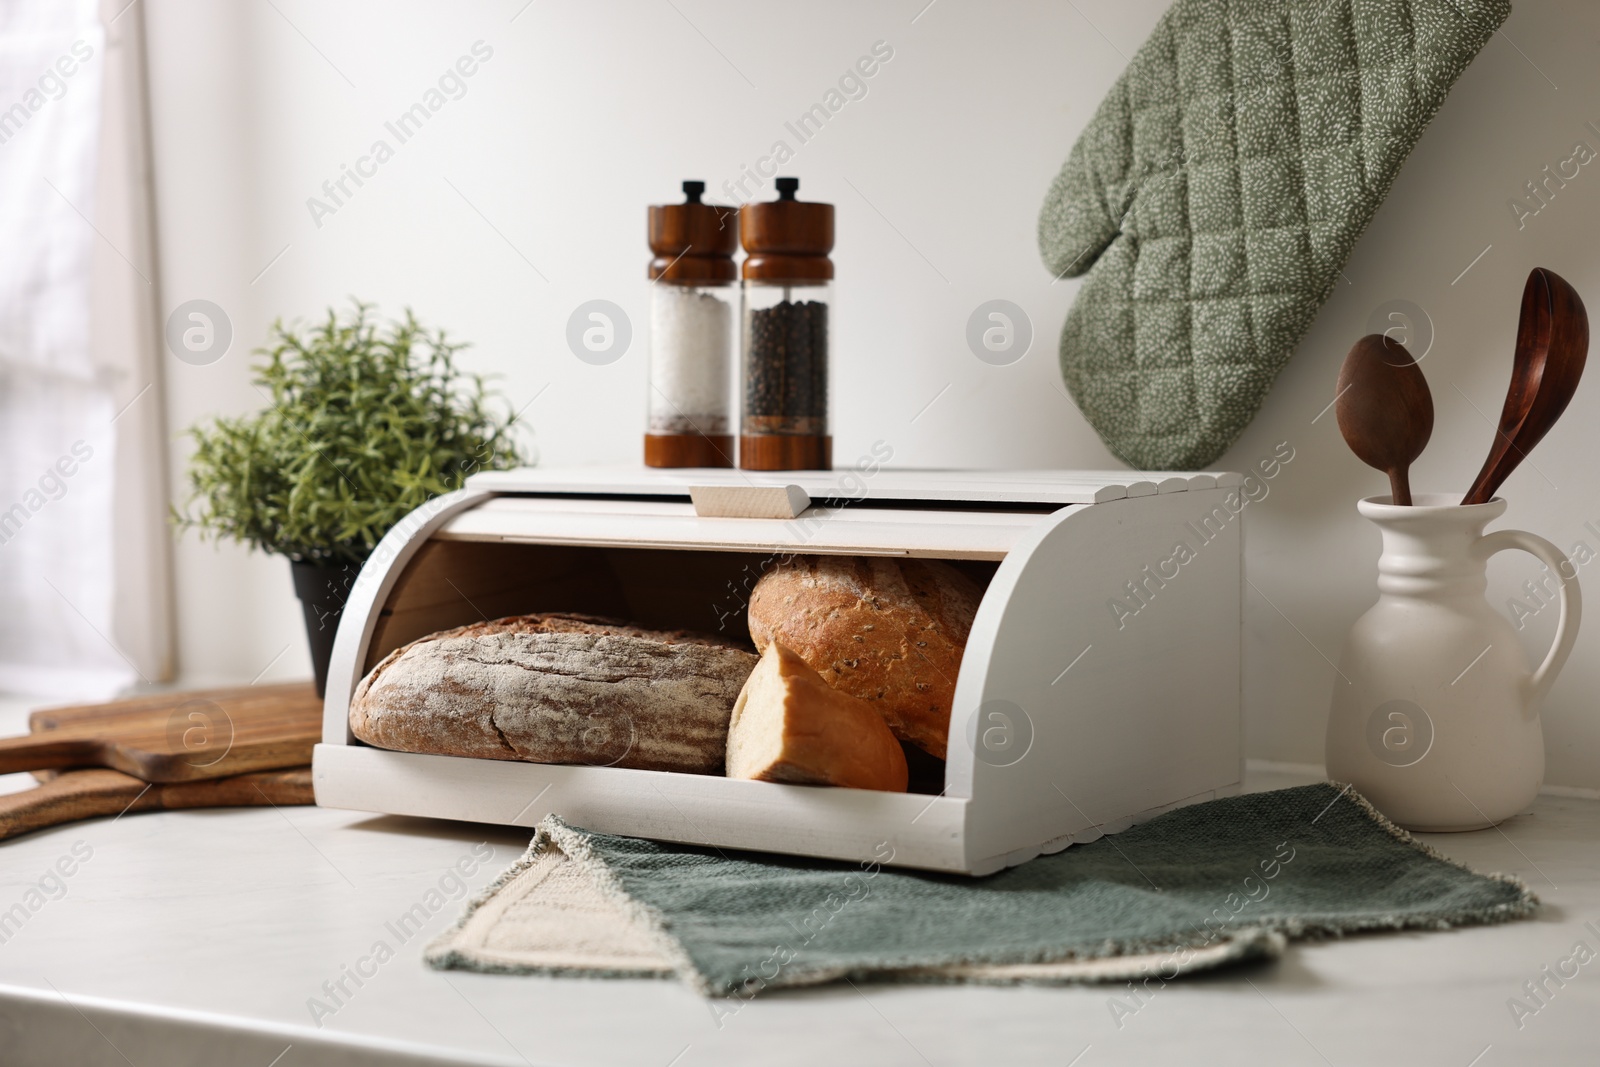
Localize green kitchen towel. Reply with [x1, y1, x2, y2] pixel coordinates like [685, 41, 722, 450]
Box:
[427, 784, 1536, 995]
[1039, 0, 1509, 469]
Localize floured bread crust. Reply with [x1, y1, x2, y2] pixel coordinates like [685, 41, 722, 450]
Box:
[350, 614, 757, 774]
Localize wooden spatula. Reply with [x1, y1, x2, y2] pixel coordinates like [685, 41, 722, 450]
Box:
[0, 767, 313, 842]
[0, 682, 322, 783]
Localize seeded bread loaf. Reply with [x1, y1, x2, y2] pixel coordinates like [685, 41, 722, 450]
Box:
[350, 613, 757, 774]
[746, 557, 982, 759]
[726, 642, 908, 792]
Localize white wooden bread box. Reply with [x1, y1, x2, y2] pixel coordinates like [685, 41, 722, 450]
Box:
[313, 467, 1244, 875]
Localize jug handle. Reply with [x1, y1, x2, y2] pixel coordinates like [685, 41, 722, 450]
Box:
[1477, 530, 1583, 718]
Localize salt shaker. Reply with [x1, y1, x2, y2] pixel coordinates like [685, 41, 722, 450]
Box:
[645, 181, 738, 468]
[739, 177, 833, 471]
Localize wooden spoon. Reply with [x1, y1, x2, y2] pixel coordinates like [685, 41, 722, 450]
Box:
[1335, 334, 1434, 506]
[1461, 267, 1589, 505]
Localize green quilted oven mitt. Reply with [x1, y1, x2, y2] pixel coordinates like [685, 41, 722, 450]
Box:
[1039, 0, 1509, 469]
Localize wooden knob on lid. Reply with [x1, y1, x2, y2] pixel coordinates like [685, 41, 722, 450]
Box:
[741, 177, 834, 282]
[648, 181, 738, 283]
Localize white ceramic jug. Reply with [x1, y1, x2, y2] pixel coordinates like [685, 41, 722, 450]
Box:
[1325, 494, 1581, 830]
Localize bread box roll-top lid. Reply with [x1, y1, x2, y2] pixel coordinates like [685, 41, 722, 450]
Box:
[648, 180, 737, 284]
[741, 177, 833, 282]
[440, 468, 1244, 563]
[463, 467, 1241, 505]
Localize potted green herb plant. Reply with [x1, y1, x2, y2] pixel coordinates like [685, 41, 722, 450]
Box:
[179, 302, 525, 695]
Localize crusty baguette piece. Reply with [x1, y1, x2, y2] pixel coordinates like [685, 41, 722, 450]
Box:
[726, 642, 908, 792]
[747, 557, 981, 759]
[350, 613, 756, 774]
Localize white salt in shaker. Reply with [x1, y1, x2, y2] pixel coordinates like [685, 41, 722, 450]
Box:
[645, 181, 738, 468]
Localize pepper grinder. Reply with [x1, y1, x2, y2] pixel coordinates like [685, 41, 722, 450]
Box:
[739, 177, 833, 471]
[645, 181, 738, 468]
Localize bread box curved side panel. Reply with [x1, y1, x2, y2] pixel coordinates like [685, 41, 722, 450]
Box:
[946, 489, 1243, 873]
[321, 488, 496, 744]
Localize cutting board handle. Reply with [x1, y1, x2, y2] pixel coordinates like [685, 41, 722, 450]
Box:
[0, 769, 150, 840]
[0, 733, 103, 776]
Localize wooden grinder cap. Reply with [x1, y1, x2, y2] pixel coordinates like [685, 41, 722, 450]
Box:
[649, 181, 737, 284]
[741, 178, 834, 282]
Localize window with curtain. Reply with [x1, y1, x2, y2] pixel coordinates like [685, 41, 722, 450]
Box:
[0, 0, 171, 700]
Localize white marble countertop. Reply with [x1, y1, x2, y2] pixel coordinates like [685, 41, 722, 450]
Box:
[1, 694, 1597, 1067]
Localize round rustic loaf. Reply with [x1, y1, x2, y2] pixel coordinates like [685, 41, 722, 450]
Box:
[746, 557, 982, 759]
[350, 613, 757, 774]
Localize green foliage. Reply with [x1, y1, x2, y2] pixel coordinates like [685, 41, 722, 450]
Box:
[178, 302, 524, 564]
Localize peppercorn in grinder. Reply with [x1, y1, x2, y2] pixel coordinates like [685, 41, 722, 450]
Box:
[644, 181, 738, 468]
[739, 177, 832, 471]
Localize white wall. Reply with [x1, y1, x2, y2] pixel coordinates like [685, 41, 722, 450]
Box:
[144, 1, 1600, 785]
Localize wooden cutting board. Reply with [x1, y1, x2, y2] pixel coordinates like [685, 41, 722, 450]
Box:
[0, 766, 314, 842]
[2, 682, 323, 782]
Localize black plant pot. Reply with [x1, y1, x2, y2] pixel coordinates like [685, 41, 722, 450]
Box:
[290, 559, 360, 698]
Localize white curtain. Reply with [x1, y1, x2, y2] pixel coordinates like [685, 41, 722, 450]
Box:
[0, 0, 168, 698]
